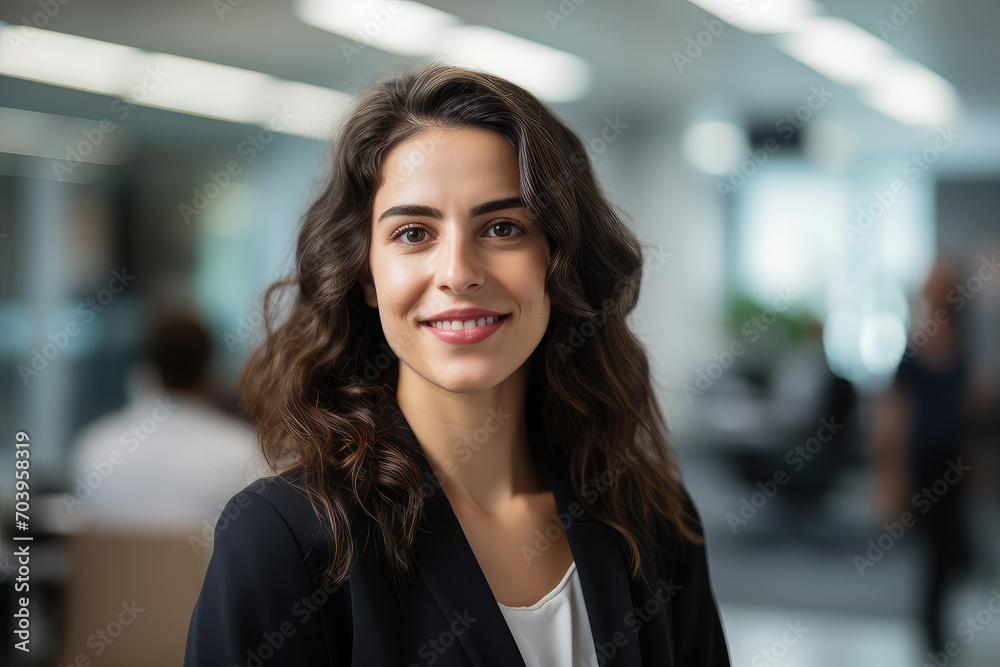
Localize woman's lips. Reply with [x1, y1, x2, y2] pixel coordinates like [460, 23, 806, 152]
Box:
[420, 314, 510, 345]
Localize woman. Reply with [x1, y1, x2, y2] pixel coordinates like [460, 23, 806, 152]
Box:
[875, 257, 975, 656]
[184, 62, 730, 667]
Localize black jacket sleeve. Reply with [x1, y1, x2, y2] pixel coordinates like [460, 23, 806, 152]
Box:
[671, 490, 731, 666]
[183, 488, 344, 666]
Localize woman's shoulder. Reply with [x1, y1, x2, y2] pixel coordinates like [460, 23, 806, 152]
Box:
[628, 482, 710, 584]
[667, 484, 709, 566]
[216, 467, 316, 532]
[186, 467, 355, 665]
[228, 465, 313, 514]
[209, 465, 353, 587]
[655, 485, 732, 665]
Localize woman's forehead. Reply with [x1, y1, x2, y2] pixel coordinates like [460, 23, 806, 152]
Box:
[375, 127, 521, 207]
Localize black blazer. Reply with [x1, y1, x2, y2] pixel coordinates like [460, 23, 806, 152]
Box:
[184, 412, 731, 666]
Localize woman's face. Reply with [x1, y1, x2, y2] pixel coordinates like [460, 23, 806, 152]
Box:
[362, 126, 551, 393]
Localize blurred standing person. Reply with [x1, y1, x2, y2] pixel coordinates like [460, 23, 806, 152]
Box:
[875, 258, 975, 656]
[66, 310, 269, 531]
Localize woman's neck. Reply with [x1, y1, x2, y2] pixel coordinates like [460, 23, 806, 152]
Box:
[395, 360, 546, 516]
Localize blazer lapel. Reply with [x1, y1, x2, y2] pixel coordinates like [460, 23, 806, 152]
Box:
[529, 422, 644, 667]
[409, 434, 529, 666]
[404, 410, 642, 667]
[412, 468, 528, 665]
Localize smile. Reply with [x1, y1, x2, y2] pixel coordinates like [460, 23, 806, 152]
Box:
[420, 314, 510, 345]
[422, 314, 508, 330]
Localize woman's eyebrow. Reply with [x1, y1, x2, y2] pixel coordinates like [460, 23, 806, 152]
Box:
[470, 196, 526, 216]
[376, 197, 526, 225]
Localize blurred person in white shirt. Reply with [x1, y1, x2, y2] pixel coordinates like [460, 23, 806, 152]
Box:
[65, 310, 270, 534]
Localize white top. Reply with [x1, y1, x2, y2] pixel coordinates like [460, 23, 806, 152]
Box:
[67, 375, 269, 534]
[497, 561, 599, 667]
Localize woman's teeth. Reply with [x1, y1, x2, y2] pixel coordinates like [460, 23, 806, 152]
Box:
[425, 315, 505, 330]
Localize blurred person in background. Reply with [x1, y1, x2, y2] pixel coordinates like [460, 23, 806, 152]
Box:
[65, 309, 268, 530]
[872, 257, 976, 657]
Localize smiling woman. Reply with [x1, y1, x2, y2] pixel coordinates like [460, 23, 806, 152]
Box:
[363, 125, 551, 392]
[184, 61, 731, 667]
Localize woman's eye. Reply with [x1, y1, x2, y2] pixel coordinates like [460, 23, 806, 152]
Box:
[389, 224, 429, 245]
[485, 220, 525, 239]
[390, 219, 525, 245]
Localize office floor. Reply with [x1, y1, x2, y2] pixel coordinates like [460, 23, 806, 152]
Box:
[682, 449, 1000, 667]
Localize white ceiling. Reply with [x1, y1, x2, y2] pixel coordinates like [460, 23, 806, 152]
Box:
[1, 0, 998, 174]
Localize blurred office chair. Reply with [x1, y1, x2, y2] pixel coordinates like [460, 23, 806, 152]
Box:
[56, 528, 210, 667]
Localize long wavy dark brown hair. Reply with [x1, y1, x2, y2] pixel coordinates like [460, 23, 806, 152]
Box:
[238, 60, 702, 593]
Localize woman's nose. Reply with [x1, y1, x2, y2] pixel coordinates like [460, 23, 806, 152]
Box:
[434, 227, 486, 294]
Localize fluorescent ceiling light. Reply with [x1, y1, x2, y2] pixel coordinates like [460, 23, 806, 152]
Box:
[271, 79, 358, 143]
[775, 17, 899, 86]
[0, 106, 130, 165]
[0, 25, 355, 140]
[687, 2, 961, 128]
[294, 0, 592, 103]
[436, 25, 592, 103]
[775, 17, 959, 126]
[296, 0, 460, 56]
[138, 52, 275, 125]
[688, 0, 821, 33]
[0, 26, 135, 96]
[859, 60, 960, 127]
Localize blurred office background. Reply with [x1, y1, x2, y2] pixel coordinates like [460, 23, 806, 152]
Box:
[1, 0, 998, 665]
